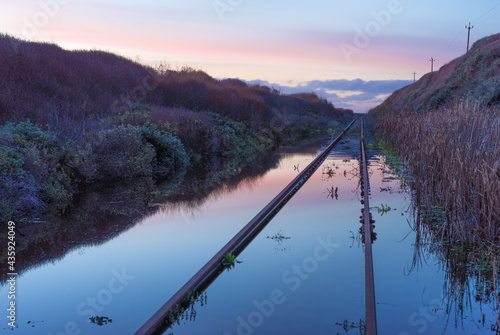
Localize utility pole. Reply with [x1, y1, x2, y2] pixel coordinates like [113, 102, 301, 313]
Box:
[413, 71, 417, 83]
[430, 58, 435, 72]
[465, 22, 474, 53]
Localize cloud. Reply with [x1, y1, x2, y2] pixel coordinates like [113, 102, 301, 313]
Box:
[246, 78, 412, 113]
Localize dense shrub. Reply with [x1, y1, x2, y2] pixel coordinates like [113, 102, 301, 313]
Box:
[150, 107, 273, 160]
[0, 121, 72, 220]
[91, 125, 155, 179]
[151, 107, 217, 156]
[0, 34, 161, 129]
[0, 119, 189, 220]
[138, 123, 189, 174]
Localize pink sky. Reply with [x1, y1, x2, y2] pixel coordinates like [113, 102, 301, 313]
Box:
[1, 0, 498, 112]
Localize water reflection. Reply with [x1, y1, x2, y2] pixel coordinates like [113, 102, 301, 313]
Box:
[406, 215, 500, 332]
[164, 292, 209, 334]
[3, 134, 498, 334]
[382, 149, 500, 334]
[167, 139, 366, 335]
[0, 151, 281, 283]
[266, 230, 292, 253]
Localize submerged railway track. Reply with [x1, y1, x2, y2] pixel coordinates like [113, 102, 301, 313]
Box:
[360, 119, 378, 335]
[135, 118, 378, 335]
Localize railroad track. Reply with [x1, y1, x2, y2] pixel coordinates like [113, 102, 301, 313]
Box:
[135, 119, 358, 335]
[359, 118, 378, 334]
[135, 118, 380, 335]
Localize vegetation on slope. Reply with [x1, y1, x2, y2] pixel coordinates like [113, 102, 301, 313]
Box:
[371, 33, 500, 247]
[0, 34, 353, 221]
[370, 33, 500, 117]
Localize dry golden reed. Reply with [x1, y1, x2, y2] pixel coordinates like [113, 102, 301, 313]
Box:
[376, 97, 500, 246]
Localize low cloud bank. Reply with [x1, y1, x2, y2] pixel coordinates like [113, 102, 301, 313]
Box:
[246, 79, 413, 113]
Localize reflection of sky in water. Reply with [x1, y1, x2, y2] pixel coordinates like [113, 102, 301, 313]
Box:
[0, 152, 497, 334]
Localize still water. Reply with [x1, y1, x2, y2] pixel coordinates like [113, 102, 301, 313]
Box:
[1, 133, 498, 335]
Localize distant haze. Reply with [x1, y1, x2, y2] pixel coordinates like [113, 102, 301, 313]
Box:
[1, 0, 498, 112]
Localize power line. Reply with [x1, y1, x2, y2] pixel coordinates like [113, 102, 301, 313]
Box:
[418, 22, 472, 74]
[472, 1, 500, 22]
[437, 29, 466, 59]
[476, 8, 500, 25]
[415, 28, 464, 74]
[413, 0, 499, 75]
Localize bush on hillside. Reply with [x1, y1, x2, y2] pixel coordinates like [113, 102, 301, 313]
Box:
[90, 125, 156, 180]
[0, 121, 73, 220]
[150, 107, 273, 160]
[138, 123, 189, 175]
[0, 120, 190, 220]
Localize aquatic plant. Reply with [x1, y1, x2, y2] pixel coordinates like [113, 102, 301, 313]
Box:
[266, 230, 292, 252]
[334, 318, 366, 334]
[404, 212, 500, 332]
[378, 116, 500, 331]
[89, 316, 112, 326]
[222, 253, 236, 266]
[376, 204, 392, 215]
[322, 164, 335, 179]
[376, 98, 500, 247]
[266, 230, 291, 242]
[166, 291, 207, 327]
[326, 186, 339, 199]
[221, 253, 243, 271]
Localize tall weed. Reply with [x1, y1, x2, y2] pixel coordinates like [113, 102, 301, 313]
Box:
[376, 98, 500, 245]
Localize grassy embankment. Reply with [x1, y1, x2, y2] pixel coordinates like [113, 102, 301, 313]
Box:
[0, 34, 353, 222]
[376, 99, 499, 244]
[371, 34, 500, 248]
[372, 33, 500, 321]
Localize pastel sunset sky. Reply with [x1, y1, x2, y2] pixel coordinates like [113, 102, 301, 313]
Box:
[1, 0, 499, 112]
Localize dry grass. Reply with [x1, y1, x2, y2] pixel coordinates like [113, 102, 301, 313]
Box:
[376, 97, 500, 246]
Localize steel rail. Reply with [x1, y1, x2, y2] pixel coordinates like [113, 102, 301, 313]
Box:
[134, 118, 358, 335]
[360, 118, 378, 334]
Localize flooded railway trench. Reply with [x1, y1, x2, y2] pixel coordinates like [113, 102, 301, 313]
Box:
[2, 120, 499, 335]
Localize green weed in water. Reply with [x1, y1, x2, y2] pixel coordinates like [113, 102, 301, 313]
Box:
[89, 316, 112, 326]
[222, 253, 242, 270]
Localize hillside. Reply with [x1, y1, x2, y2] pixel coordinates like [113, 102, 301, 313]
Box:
[370, 33, 500, 117]
[0, 33, 353, 222]
[372, 33, 500, 246]
[0, 34, 352, 134]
